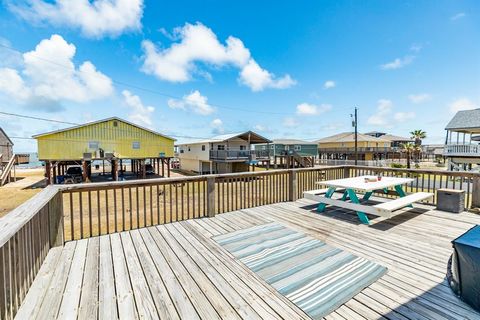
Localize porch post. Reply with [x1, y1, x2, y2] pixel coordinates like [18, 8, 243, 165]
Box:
[206, 176, 216, 217]
[472, 176, 480, 208]
[288, 170, 297, 202]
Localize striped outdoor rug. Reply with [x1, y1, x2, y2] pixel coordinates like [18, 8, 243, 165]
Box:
[213, 222, 387, 319]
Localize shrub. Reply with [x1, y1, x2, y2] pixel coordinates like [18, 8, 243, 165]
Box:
[390, 163, 406, 169]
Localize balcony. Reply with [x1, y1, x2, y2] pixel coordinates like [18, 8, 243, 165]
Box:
[2, 166, 480, 319]
[319, 147, 392, 153]
[209, 149, 270, 161]
[444, 144, 480, 157]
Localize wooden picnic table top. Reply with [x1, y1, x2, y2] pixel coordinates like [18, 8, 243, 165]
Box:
[319, 175, 414, 192]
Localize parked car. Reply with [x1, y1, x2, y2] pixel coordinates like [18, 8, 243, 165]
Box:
[64, 166, 83, 184]
[145, 164, 154, 175]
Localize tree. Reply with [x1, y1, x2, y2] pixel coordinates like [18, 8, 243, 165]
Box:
[401, 142, 420, 169]
[410, 130, 427, 163]
[410, 130, 427, 146]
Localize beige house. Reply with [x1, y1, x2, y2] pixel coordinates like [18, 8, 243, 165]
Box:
[176, 131, 271, 174]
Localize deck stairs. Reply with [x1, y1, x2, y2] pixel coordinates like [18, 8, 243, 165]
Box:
[1, 154, 17, 186]
[291, 151, 313, 168]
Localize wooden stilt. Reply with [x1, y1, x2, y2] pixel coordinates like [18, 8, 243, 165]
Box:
[161, 159, 165, 177]
[52, 162, 57, 184]
[167, 158, 171, 177]
[45, 161, 51, 185]
[82, 160, 88, 182]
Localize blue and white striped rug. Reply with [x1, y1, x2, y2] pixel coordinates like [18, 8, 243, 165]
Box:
[213, 222, 387, 319]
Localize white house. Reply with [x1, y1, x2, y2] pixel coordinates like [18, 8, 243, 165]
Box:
[176, 131, 272, 174]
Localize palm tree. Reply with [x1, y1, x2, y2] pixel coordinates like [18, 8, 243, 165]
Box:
[401, 142, 419, 169]
[410, 130, 426, 163]
[410, 130, 427, 146]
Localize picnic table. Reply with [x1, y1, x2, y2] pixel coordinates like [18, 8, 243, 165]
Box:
[303, 175, 434, 224]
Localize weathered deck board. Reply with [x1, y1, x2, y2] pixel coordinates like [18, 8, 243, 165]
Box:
[15, 200, 480, 320]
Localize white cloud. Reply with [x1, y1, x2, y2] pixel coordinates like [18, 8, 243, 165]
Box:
[323, 80, 335, 89]
[283, 117, 299, 128]
[410, 43, 423, 53]
[367, 99, 393, 126]
[0, 34, 113, 108]
[254, 124, 266, 131]
[449, 98, 478, 113]
[451, 12, 466, 21]
[122, 90, 154, 127]
[167, 90, 214, 115]
[368, 99, 416, 126]
[141, 22, 295, 91]
[9, 0, 143, 38]
[408, 93, 431, 104]
[380, 55, 414, 70]
[296, 103, 332, 115]
[0, 68, 31, 100]
[210, 118, 224, 134]
[394, 112, 416, 122]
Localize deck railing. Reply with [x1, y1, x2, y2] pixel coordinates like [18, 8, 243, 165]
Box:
[444, 144, 480, 156]
[1, 164, 480, 319]
[209, 149, 270, 160]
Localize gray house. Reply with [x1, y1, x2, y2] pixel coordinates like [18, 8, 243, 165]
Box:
[0, 127, 13, 163]
[255, 139, 317, 168]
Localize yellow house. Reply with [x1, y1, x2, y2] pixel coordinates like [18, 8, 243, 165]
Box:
[33, 117, 175, 183]
[315, 132, 392, 161]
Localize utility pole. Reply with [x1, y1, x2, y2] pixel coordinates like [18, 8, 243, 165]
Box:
[351, 107, 358, 165]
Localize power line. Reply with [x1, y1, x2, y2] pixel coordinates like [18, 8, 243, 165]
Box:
[0, 42, 353, 116]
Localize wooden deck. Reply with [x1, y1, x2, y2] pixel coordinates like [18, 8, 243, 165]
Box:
[15, 199, 480, 320]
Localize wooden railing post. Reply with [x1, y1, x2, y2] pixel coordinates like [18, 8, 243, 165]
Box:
[288, 170, 297, 202]
[48, 190, 64, 247]
[343, 166, 350, 179]
[472, 176, 480, 208]
[207, 177, 216, 217]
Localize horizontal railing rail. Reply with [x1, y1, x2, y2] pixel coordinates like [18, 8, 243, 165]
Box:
[209, 150, 270, 160]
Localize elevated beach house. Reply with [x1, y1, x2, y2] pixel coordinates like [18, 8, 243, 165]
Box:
[0, 127, 30, 186]
[444, 108, 480, 171]
[176, 131, 271, 174]
[316, 132, 392, 161]
[254, 139, 317, 168]
[33, 117, 175, 183]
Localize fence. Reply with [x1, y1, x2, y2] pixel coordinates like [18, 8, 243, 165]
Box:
[1, 164, 480, 319]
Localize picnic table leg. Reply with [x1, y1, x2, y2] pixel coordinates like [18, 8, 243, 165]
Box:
[346, 189, 370, 225]
[317, 187, 336, 213]
[341, 190, 349, 201]
[394, 185, 413, 208]
[363, 191, 373, 201]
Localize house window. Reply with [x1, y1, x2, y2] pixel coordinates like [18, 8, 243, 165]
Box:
[217, 145, 225, 150]
[180, 149, 184, 153]
[294, 145, 301, 151]
[113, 121, 118, 127]
[188, 147, 191, 152]
[202, 145, 206, 151]
[262, 146, 266, 150]
[88, 141, 99, 149]
[132, 141, 140, 149]
[270, 145, 274, 149]
[240, 145, 246, 150]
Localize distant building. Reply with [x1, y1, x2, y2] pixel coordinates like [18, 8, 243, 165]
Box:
[316, 132, 393, 161]
[33, 117, 175, 183]
[176, 131, 271, 174]
[444, 108, 480, 171]
[254, 139, 317, 168]
[0, 127, 14, 162]
[365, 132, 414, 150]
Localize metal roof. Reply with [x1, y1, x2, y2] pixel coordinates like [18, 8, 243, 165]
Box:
[380, 134, 413, 142]
[32, 117, 176, 141]
[445, 109, 480, 130]
[269, 139, 317, 145]
[177, 131, 272, 145]
[314, 132, 391, 143]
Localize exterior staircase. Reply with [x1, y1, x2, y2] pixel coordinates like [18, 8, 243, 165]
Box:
[291, 151, 313, 168]
[1, 154, 17, 186]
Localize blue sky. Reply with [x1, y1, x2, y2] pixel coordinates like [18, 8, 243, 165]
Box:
[0, 0, 479, 151]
